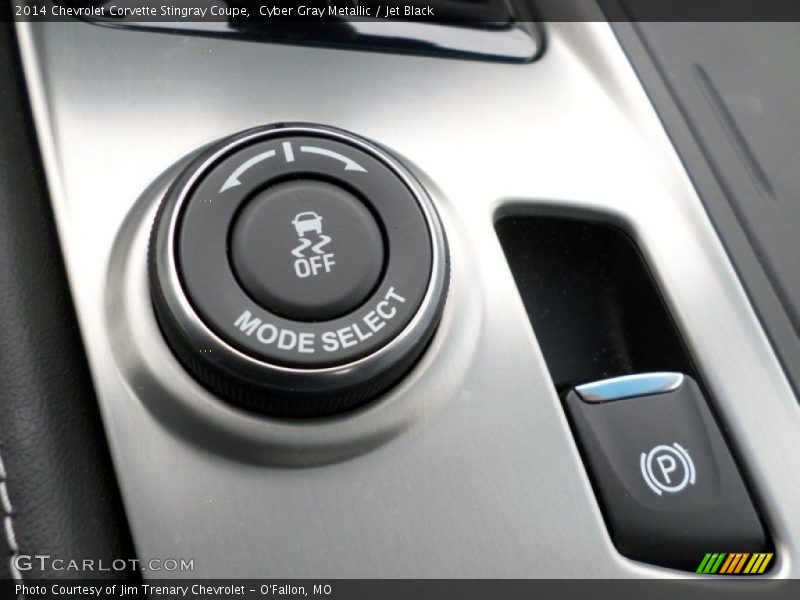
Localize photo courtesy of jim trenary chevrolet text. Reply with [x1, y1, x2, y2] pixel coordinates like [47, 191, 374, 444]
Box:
[1, 0, 799, 598]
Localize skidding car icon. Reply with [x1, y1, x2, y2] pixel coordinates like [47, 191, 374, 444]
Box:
[292, 212, 323, 237]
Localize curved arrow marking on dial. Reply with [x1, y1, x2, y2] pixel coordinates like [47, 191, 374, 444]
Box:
[299, 146, 367, 172]
[219, 150, 276, 193]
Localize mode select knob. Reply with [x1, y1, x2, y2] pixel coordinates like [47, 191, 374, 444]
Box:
[149, 124, 448, 418]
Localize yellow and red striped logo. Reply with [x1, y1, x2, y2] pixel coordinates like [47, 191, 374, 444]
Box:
[696, 552, 773, 575]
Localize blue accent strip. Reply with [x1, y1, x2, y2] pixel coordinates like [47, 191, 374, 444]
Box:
[575, 372, 685, 403]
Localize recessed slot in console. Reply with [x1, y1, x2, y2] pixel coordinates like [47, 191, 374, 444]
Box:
[496, 214, 770, 572]
[495, 215, 693, 391]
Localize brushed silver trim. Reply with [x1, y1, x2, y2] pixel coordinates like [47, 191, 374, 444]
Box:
[15, 19, 798, 578]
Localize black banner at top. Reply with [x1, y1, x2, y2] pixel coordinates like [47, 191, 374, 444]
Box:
[9, 0, 800, 23]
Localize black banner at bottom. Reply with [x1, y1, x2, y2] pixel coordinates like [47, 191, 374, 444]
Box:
[2, 579, 799, 600]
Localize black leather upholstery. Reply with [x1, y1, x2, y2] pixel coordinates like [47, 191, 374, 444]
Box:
[0, 15, 137, 582]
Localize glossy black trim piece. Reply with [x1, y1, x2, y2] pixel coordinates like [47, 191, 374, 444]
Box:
[60, 0, 543, 64]
[609, 20, 800, 397]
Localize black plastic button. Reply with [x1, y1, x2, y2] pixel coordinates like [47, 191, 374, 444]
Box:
[564, 374, 768, 571]
[230, 180, 384, 321]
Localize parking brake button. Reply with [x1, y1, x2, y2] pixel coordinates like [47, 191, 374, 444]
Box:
[564, 374, 768, 571]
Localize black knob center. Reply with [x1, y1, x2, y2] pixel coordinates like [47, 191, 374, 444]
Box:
[230, 180, 384, 322]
